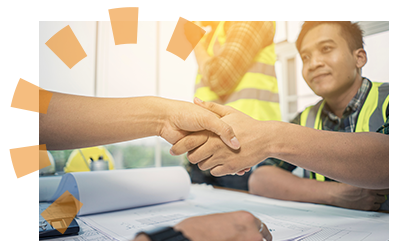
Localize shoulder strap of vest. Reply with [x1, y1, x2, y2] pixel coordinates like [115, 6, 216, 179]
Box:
[300, 99, 325, 129]
[300, 99, 325, 181]
[355, 81, 389, 132]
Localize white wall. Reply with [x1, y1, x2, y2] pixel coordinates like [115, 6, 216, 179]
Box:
[159, 21, 197, 102]
[95, 21, 197, 101]
[39, 21, 97, 96]
[96, 21, 157, 98]
[363, 31, 389, 83]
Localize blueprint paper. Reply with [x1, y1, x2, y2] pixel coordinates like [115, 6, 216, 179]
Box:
[45, 175, 388, 241]
[50, 167, 191, 216]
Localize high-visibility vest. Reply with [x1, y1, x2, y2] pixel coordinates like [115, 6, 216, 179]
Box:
[194, 21, 281, 121]
[300, 81, 389, 181]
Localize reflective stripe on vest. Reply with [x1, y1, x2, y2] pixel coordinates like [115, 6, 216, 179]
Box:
[300, 81, 389, 181]
[194, 21, 281, 121]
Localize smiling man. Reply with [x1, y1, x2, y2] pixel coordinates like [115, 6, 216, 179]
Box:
[299, 22, 368, 116]
[249, 21, 389, 211]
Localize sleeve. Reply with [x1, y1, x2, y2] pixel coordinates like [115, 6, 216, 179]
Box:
[201, 21, 275, 97]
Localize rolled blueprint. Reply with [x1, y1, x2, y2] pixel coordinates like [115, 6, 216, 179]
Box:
[50, 166, 191, 216]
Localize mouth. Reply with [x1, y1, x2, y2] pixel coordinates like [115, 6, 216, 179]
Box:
[311, 73, 331, 83]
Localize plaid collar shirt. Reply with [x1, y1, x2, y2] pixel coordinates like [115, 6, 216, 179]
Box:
[302, 77, 371, 133]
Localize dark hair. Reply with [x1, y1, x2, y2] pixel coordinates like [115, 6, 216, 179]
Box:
[296, 21, 364, 52]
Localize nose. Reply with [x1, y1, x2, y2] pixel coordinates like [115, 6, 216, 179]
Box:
[308, 54, 324, 71]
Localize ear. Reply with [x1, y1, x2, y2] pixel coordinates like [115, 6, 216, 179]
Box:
[354, 48, 367, 69]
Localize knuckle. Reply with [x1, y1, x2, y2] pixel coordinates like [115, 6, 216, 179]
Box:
[227, 164, 236, 172]
[237, 210, 255, 223]
[206, 102, 215, 110]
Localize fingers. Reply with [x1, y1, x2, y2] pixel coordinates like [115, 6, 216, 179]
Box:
[236, 168, 251, 176]
[375, 189, 389, 196]
[253, 216, 272, 241]
[170, 131, 209, 156]
[209, 165, 236, 176]
[193, 98, 240, 150]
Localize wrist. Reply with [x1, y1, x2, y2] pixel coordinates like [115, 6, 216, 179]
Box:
[324, 181, 341, 206]
[258, 121, 281, 159]
[148, 96, 170, 137]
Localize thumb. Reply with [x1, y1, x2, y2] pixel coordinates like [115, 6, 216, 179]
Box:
[193, 98, 240, 150]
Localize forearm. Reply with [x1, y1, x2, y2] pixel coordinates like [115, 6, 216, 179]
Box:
[266, 121, 389, 189]
[249, 166, 334, 205]
[40, 92, 165, 150]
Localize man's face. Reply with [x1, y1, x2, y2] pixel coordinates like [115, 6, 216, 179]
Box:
[299, 24, 360, 99]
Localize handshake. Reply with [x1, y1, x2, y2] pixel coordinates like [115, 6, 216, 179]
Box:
[161, 97, 271, 176]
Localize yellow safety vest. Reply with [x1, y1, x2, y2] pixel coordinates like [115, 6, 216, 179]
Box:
[300, 81, 389, 181]
[194, 21, 281, 121]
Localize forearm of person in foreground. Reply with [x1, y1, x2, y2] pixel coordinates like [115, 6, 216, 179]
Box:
[39, 92, 240, 150]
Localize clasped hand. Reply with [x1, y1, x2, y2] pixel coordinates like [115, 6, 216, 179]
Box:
[170, 98, 271, 176]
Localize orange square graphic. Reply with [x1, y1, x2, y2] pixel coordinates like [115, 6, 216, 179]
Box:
[11, 79, 38, 112]
[11, 79, 53, 114]
[111, 21, 138, 45]
[167, 17, 206, 60]
[41, 191, 83, 234]
[10, 144, 50, 178]
[39, 88, 53, 114]
[45, 25, 87, 69]
[108, 7, 139, 21]
[109, 7, 139, 45]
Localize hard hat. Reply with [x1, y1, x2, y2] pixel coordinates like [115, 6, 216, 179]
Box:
[64, 146, 115, 173]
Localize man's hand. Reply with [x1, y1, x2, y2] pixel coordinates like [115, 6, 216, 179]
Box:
[329, 182, 388, 211]
[174, 211, 272, 241]
[158, 98, 240, 150]
[170, 99, 270, 176]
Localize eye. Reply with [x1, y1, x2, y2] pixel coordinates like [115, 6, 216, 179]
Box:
[301, 54, 309, 61]
[322, 46, 332, 53]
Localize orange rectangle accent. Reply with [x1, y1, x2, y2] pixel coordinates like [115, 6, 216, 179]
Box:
[11, 79, 38, 113]
[9, 145, 36, 179]
[108, 7, 139, 21]
[109, 7, 139, 45]
[45, 25, 87, 69]
[11, 79, 53, 114]
[166, 17, 206, 60]
[39, 88, 53, 114]
[111, 21, 138, 45]
[41, 190, 83, 234]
